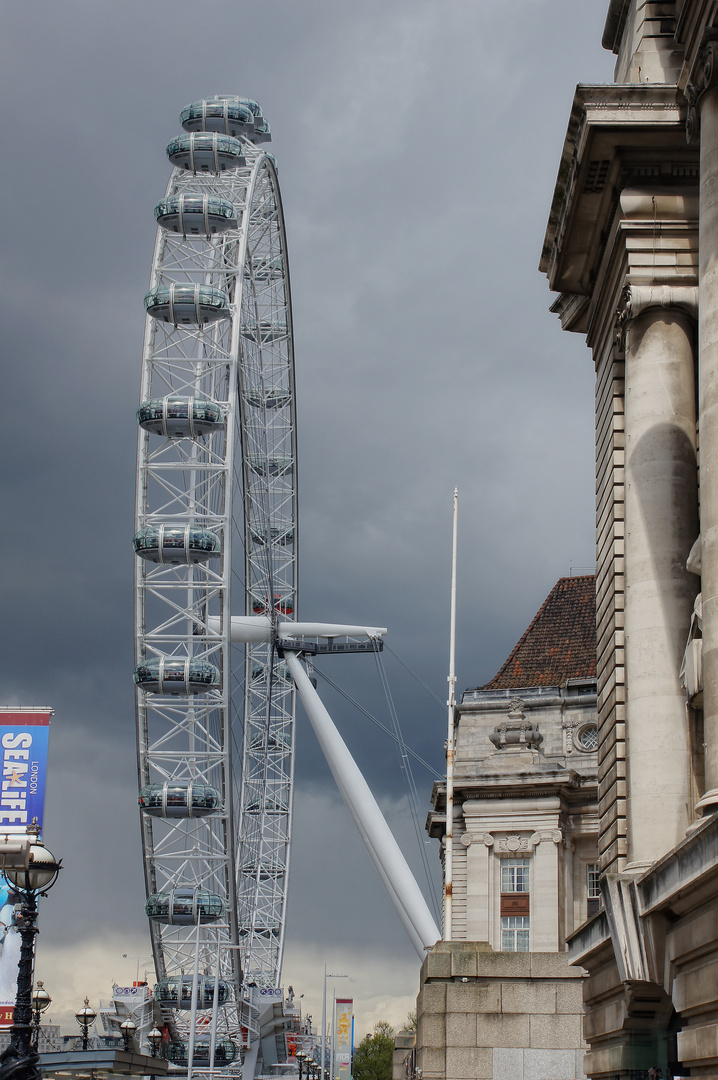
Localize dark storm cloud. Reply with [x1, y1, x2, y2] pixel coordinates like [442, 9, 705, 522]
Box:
[0, 0, 613, 1032]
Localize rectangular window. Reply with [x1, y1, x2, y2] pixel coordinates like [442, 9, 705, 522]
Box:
[501, 857, 530, 893]
[587, 864, 600, 899]
[501, 915, 530, 951]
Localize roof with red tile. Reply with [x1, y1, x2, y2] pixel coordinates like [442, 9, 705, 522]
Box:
[482, 575, 596, 689]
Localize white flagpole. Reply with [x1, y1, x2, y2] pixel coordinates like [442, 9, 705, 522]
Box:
[444, 487, 459, 940]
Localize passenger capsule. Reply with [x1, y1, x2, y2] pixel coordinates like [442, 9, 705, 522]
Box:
[250, 256, 283, 282]
[144, 284, 230, 325]
[239, 918, 278, 939]
[245, 388, 290, 410]
[146, 887, 224, 925]
[166, 133, 245, 173]
[241, 319, 287, 343]
[139, 781, 222, 818]
[241, 861, 283, 879]
[180, 97, 254, 138]
[250, 523, 294, 547]
[251, 593, 294, 615]
[248, 457, 292, 477]
[253, 116, 271, 144]
[137, 396, 224, 439]
[134, 657, 220, 695]
[245, 796, 289, 814]
[165, 1038, 237, 1068]
[251, 663, 289, 683]
[248, 730, 291, 750]
[154, 194, 237, 235]
[154, 973, 230, 1010]
[133, 525, 221, 565]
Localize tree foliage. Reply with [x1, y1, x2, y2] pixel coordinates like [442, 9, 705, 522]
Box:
[352, 1022, 395, 1080]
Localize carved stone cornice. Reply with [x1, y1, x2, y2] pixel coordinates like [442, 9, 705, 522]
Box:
[686, 36, 718, 143]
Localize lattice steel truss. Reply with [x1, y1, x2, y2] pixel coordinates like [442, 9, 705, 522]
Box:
[135, 119, 297, 1071]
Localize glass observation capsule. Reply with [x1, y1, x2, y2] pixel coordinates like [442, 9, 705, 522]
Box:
[245, 796, 289, 814]
[251, 593, 294, 615]
[241, 860, 283, 879]
[144, 284, 230, 326]
[180, 98, 254, 138]
[248, 457, 292, 477]
[250, 523, 294, 547]
[154, 194, 237, 236]
[245, 388, 290, 410]
[165, 1038, 237, 1067]
[166, 133, 245, 172]
[146, 887, 225, 925]
[133, 525, 221, 565]
[154, 973, 230, 1010]
[250, 256, 283, 281]
[138, 782, 222, 818]
[248, 730, 291, 750]
[134, 658, 220, 695]
[251, 663, 289, 683]
[137, 396, 224, 439]
[241, 319, 287, 343]
[238, 917, 278, 938]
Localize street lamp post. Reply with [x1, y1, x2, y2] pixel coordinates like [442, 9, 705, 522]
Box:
[147, 1026, 164, 1080]
[320, 968, 347, 1080]
[30, 982, 51, 1051]
[75, 999, 97, 1051]
[120, 1019, 137, 1052]
[296, 1048, 308, 1080]
[0, 825, 61, 1080]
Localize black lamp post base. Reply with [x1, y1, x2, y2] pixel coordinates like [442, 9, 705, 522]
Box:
[0, 1035, 41, 1080]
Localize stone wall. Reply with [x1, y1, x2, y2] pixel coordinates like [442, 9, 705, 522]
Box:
[415, 941, 587, 1080]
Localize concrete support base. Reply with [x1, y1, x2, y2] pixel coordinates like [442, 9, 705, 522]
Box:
[414, 942, 587, 1080]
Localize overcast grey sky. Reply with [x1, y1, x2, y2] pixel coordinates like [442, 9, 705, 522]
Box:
[0, 0, 614, 1038]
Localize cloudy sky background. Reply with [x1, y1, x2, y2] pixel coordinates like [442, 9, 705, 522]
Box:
[0, 0, 614, 1042]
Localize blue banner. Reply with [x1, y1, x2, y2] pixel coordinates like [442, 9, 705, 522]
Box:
[0, 710, 51, 836]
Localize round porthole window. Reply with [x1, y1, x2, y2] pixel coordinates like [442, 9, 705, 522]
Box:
[575, 723, 598, 752]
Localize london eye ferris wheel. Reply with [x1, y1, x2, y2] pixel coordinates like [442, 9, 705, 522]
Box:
[133, 95, 296, 1067]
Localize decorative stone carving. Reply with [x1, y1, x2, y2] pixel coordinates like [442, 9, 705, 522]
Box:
[497, 834, 530, 853]
[489, 719, 543, 751]
[616, 285, 698, 348]
[482, 833, 494, 847]
[530, 829, 563, 846]
[460, 833, 473, 847]
[686, 38, 718, 143]
[507, 697, 525, 719]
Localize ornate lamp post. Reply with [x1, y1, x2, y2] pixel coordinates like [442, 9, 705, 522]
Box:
[75, 998, 97, 1051]
[30, 982, 51, 1051]
[296, 1048, 308, 1080]
[147, 1027, 163, 1056]
[0, 826, 61, 1080]
[120, 1018, 137, 1052]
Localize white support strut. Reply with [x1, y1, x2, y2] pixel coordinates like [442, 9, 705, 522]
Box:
[282, 650, 440, 957]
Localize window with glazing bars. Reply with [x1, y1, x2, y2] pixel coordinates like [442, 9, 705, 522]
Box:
[587, 863, 600, 899]
[501, 915, 530, 951]
[501, 857, 530, 893]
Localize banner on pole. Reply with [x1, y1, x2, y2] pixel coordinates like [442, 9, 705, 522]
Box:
[0, 709, 51, 836]
[333, 999, 353, 1080]
[0, 708, 52, 1026]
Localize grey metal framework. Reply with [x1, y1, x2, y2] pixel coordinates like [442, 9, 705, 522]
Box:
[134, 96, 297, 1068]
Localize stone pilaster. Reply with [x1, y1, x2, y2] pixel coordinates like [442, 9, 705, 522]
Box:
[690, 39, 718, 812]
[620, 287, 699, 865]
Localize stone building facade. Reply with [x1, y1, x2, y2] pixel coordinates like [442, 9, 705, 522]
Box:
[414, 577, 599, 1080]
[541, 2, 718, 1077]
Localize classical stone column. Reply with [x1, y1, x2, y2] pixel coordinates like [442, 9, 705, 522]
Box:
[692, 44, 718, 813]
[622, 291, 698, 866]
